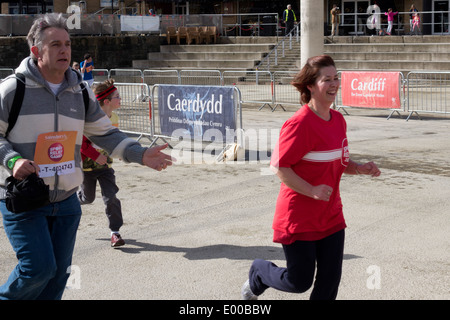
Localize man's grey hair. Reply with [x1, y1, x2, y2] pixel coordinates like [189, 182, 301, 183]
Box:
[27, 13, 69, 61]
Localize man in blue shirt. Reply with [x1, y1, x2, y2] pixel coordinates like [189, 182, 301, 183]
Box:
[80, 53, 94, 87]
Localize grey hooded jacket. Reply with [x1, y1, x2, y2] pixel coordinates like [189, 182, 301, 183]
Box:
[0, 57, 146, 203]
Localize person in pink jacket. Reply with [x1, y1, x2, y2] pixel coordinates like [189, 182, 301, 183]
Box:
[385, 8, 398, 35]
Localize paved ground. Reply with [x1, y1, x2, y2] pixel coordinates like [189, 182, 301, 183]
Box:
[0, 105, 449, 301]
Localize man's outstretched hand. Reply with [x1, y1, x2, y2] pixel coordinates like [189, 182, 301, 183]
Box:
[142, 143, 175, 171]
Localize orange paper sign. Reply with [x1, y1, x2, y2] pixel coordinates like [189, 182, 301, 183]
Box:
[34, 131, 77, 178]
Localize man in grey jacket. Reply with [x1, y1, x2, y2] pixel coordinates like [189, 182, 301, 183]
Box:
[0, 13, 174, 300]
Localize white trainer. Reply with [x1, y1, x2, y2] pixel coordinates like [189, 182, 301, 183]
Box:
[241, 279, 258, 300]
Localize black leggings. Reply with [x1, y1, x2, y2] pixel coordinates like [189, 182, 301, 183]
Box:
[249, 229, 345, 300]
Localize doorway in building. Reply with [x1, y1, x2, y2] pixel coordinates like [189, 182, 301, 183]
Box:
[341, 0, 370, 35]
[175, 1, 189, 15]
[9, 1, 53, 14]
[433, 0, 449, 34]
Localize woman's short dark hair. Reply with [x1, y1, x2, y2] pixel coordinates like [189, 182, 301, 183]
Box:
[291, 55, 336, 104]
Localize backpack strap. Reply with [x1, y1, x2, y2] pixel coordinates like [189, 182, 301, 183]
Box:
[79, 81, 90, 115]
[5, 73, 25, 138]
[5, 76, 90, 139]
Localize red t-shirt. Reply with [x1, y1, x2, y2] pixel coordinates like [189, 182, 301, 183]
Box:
[270, 105, 348, 244]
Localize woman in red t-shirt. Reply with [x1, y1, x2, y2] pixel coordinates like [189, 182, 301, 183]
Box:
[241, 55, 381, 300]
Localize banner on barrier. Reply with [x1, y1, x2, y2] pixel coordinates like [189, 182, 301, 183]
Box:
[158, 85, 236, 142]
[120, 15, 160, 32]
[341, 71, 401, 109]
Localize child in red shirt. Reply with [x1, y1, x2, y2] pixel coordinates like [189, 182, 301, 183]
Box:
[77, 79, 125, 247]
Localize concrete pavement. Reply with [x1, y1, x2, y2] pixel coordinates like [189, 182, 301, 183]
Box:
[0, 106, 449, 301]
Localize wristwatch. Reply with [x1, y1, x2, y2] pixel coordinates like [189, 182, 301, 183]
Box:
[7, 156, 22, 170]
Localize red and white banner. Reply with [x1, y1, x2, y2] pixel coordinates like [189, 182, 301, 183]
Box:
[341, 71, 401, 109]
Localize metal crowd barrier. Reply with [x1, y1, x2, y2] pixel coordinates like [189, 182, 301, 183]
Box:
[0, 14, 120, 36]
[5, 67, 450, 123]
[109, 68, 144, 84]
[91, 68, 109, 82]
[222, 70, 273, 110]
[149, 84, 243, 150]
[104, 69, 279, 111]
[108, 69, 279, 110]
[179, 70, 222, 86]
[4, 67, 442, 148]
[406, 71, 450, 120]
[272, 71, 299, 111]
[144, 69, 179, 85]
[111, 82, 152, 141]
[334, 71, 407, 120]
[1, 13, 280, 37]
[2, 67, 450, 158]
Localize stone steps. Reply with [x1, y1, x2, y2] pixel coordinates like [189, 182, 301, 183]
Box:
[328, 42, 450, 53]
[146, 52, 265, 60]
[160, 43, 275, 53]
[329, 51, 450, 61]
[132, 35, 450, 75]
[271, 37, 450, 74]
[133, 43, 274, 71]
[334, 60, 450, 72]
[327, 36, 450, 73]
[133, 59, 257, 70]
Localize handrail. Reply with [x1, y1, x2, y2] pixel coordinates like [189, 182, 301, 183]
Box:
[94, 8, 106, 15]
[114, 6, 138, 15]
[256, 24, 300, 71]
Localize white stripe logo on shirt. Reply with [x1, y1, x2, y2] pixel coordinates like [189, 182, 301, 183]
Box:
[302, 149, 343, 162]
